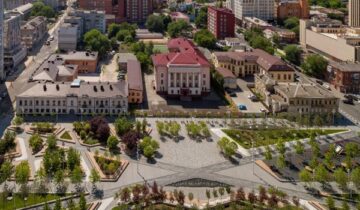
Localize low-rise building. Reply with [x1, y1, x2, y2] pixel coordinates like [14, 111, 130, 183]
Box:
[326, 61, 360, 94]
[126, 60, 143, 103]
[212, 49, 295, 81]
[242, 16, 272, 30]
[208, 6, 235, 39]
[152, 38, 211, 100]
[264, 28, 297, 43]
[21, 16, 47, 50]
[16, 80, 129, 115]
[62, 51, 98, 73]
[214, 67, 237, 89]
[58, 23, 78, 51]
[32, 54, 79, 82]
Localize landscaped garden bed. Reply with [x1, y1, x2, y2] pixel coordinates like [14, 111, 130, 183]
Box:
[222, 128, 347, 148]
[58, 130, 75, 143]
[0, 193, 61, 210]
[86, 151, 129, 181]
[73, 117, 111, 147]
[26, 122, 61, 136]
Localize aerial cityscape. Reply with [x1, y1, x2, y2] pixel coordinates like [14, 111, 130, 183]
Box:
[0, 0, 360, 209]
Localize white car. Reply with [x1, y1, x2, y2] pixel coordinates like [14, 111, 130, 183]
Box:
[260, 108, 267, 113]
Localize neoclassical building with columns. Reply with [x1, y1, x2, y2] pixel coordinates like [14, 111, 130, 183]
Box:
[152, 38, 211, 100]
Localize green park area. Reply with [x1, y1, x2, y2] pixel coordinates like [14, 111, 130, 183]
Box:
[222, 129, 346, 148]
[0, 193, 61, 210]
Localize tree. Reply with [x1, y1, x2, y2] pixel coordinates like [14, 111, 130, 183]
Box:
[54, 199, 62, 210]
[46, 134, 57, 151]
[114, 117, 133, 136]
[108, 23, 122, 38]
[295, 141, 304, 155]
[265, 146, 272, 160]
[89, 116, 110, 143]
[167, 20, 192, 38]
[333, 168, 348, 189]
[84, 29, 111, 56]
[43, 202, 50, 210]
[313, 115, 323, 127]
[121, 131, 141, 151]
[345, 142, 359, 158]
[284, 45, 302, 65]
[301, 54, 328, 78]
[351, 167, 360, 189]
[276, 139, 286, 154]
[146, 15, 165, 33]
[116, 30, 132, 42]
[70, 166, 83, 187]
[236, 187, 246, 202]
[107, 136, 119, 151]
[314, 164, 329, 185]
[29, 134, 43, 153]
[31, 1, 56, 18]
[299, 169, 312, 186]
[79, 193, 87, 210]
[90, 168, 100, 187]
[15, 161, 30, 185]
[67, 148, 80, 172]
[0, 161, 13, 185]
[194, 29, 217, 49]
[54, 170, 64, 186]
[177, 190, 185, 205]
[284, 17, 299, 30]
[277, 154, 287, 169]
[342, 200, 350, 210]
[247, 191, 257, 204]
[13, 116, 24, 127]
[206, 189, 211, 202]
[195, 7, 208, 29]
[217, 137, 237, 158]
[139, 136, 159, 158]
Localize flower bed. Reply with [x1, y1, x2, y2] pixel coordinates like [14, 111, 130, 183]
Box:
[94, 156, 121, 176]
[222, 128, 347, 148]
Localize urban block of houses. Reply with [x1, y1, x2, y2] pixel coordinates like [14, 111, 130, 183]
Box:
[21, 16, 47, 50]
[151, 38, 211, 100]
[16, 80, 129, 115]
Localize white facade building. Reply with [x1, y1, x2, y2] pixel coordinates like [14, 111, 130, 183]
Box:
[58, 23, 78, 51]
[232, 0, 274, 21]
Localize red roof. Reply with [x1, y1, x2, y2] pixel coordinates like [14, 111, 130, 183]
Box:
[215, 67, 236, 78]
[152, 38, 210, 67]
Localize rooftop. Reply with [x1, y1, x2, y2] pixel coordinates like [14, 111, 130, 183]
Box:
[215, 67, 236, 78]
[275, 82, 336, 99]
[127, 60, 143, 91]
[329, 61, 360, 72]
[62, 51, 98, 61]
[18, 81, 128, 98]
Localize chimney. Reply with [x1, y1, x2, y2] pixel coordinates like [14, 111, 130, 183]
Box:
[56, 84, 59, 91]
[43, 84, 47, 91]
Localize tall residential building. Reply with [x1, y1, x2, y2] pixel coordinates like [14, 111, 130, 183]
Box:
[77, 0, 153, 23]
[66, 9, 106, 34]
[58, 23, 78, 51]
[207, 6, 235, 39]
[21, 16, 47, 50]
[3, 11, 27, 74]
[349, 0, 360, 27]
[233, 0, 274, 21]
[0, 0, 4, 81]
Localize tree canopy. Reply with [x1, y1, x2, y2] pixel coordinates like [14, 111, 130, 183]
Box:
[31, 1, 56, 18]
[84, 29, 111, 56]
[194, 29, 217, 49]
[301, 54, 328, 78]
[284, 45, 302, 65]
[167, 20, 192, 38]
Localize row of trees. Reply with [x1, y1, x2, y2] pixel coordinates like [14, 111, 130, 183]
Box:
[185, 121, 211, 139]
[156, 121, 181, 138]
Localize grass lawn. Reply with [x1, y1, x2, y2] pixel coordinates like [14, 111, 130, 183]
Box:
[0, 193, 61, 210]
[154, 44, 168, 53]
[60, 131, 72, 140]
[222, 128, 347, 148]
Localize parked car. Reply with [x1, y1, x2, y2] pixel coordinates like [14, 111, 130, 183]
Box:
[45, 41, 50, 45]
[260, 108, 267, 113]
[49, 36, 54, 41]
[238, 104, 247, 110]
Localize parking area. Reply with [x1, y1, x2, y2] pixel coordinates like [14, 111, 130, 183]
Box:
[230, 79, 267, 114]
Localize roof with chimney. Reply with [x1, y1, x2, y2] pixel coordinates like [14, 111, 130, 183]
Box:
[18, 80, 128, 98]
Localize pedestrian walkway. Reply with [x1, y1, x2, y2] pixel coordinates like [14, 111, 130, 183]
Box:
[14, 138, 28, 162]
[211, 128, 251, 157]
[98, 197, 114, 210]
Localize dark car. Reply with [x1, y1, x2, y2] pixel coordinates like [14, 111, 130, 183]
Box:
[343, 98, 354, 105]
